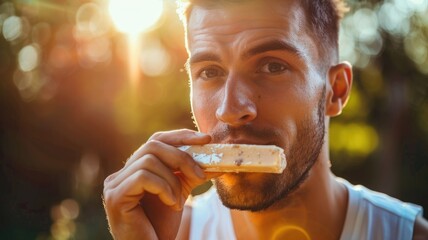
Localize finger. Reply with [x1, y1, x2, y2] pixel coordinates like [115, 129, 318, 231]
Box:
[109, 154, 184, 205]
[148, 129, 212, 146]
[113, 169, 177, 208]
[125, 140, 207, 182]
[110, 154, 178, 189]
[126, 129, 210, 167]
[126, 129, 210, 165]
[104, 171, 120, 184]
[205, 172, 224, 179]
[174, 172, 223, 200]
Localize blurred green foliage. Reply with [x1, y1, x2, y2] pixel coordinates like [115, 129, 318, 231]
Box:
[0, 0, 427, 239]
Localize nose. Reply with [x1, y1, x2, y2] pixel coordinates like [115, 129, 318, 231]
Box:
[215, 76, 257, 127]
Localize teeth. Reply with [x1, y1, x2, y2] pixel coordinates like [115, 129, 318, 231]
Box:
[178, 144, 286, 173]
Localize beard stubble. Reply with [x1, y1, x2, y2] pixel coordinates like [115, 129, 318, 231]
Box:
[213, 87, 326, 211]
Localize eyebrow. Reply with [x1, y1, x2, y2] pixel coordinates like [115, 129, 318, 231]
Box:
[187, 39, 303, 68]
[188, 52, 221, 66]
[242, 39, 303, 60]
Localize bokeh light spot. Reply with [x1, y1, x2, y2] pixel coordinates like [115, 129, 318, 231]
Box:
[77, 151, 100, 187]
[50, 199, 80, 239]
[404, 31, 428, 65]
[13, 70, 46, 101]
[353, 8, 378, 43]
[330, 122, 379, 157]
[140, 39, 171, 76]
[13, 70, 32, 91]
[60, 199, 80, 220]
[75, 2, 109, 39]
[78, 37, 112, 68]
[2, 15, 22, 41]
[18, 44, 40, 72]
[378, 2, 410, 36]
[411, 0, 428, 12]
[50, 218, 76, 240]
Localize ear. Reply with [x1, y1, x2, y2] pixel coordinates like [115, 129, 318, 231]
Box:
[326, 62, 353, 117]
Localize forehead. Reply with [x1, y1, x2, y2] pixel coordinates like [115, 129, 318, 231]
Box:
[188, 0, 303, 26]
[186, 0, 317, 60]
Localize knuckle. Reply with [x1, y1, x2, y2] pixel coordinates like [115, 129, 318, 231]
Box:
[103, 173, 116, 187]
[178, 150, 195, 165]
[172, 153, 190, 169]
[140, 154, 157, 167]
[144, 139, 162, 150]
[170, 176, 181, 191]
[102, 189, 115, 206]
[148, 131, 165, 141]
[169, 150, 194, 170]
[134, 169, 150, 182]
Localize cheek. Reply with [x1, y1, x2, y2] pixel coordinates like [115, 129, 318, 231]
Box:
[260, 86, 306, 119]
[191, 90, 217, 131]
[259, 86, 318, 132]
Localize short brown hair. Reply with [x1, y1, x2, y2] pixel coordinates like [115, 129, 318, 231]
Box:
[300, 0, 348, 64]
[177, 0, 348, 66]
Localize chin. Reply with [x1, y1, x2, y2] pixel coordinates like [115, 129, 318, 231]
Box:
[216, 172, 266, 186]
[214, 173, 287, 211]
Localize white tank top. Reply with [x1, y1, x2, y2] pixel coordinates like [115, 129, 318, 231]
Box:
[188, 178, 422, 240]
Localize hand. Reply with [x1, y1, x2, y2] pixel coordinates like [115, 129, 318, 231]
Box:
[103, 129, 212, 240]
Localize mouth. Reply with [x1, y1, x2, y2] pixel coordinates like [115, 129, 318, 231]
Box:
[209, 124, 283, 148]
[217, 138, 277, 146]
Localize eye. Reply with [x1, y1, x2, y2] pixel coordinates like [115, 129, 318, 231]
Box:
[258, 61, 288, 74]
[198, 66, 224, 80]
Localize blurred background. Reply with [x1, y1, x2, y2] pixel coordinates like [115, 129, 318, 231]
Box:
[0, 0, 427, 239]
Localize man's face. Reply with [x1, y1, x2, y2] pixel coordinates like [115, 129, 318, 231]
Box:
[187, 0, 327, 211]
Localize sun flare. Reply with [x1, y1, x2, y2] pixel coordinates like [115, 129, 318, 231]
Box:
[108, 0, 164, 35]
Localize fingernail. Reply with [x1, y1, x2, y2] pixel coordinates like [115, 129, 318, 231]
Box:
[194, 132, 208, 137]
[193, 165, 206, 179]
[173, 203, 183, 211]
[172, 196, 184, 211]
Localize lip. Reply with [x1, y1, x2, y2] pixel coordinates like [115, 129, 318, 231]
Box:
[218, 138, 274, 146]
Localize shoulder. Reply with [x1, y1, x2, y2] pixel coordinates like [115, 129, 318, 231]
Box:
[338, 178, 423, 240]
[341, 179, 422, 220]
[413, 214, 428, 240]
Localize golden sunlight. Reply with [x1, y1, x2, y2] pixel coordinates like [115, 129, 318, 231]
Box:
[108, 0, 164, 35]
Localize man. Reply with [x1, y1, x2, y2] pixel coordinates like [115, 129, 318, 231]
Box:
[103, 0, 428, 239]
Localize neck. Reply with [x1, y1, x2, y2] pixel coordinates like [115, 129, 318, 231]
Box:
[231, 148, 348, 240]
